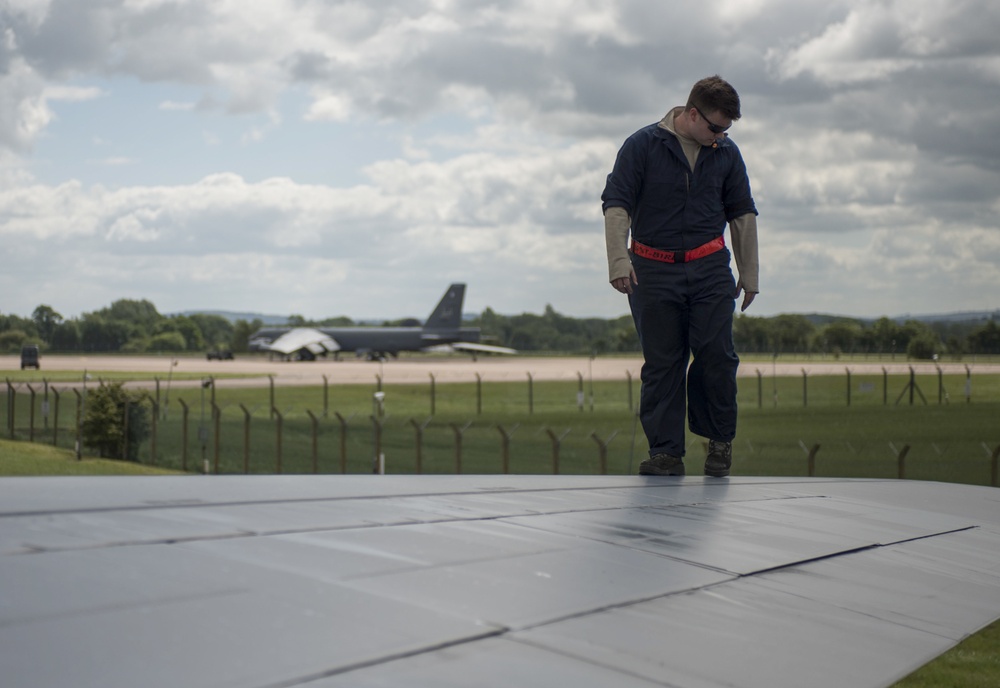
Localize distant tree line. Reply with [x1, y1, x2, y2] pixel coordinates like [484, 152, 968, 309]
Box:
[0, 300, 257, 355]
[1, 300, 999, 359]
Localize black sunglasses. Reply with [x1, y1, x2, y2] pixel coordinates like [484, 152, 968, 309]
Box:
[695, 106, 731, 134]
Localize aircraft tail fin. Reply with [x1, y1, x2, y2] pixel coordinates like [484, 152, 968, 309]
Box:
[423, 283, 465, 331]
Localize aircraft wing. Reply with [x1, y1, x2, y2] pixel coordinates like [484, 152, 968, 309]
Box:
[431, 341, 518, 355]
[2, 475, 999, 688]
[266, 327, 340, 356]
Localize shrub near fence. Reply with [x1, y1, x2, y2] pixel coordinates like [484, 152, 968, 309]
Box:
[3, 372, 999, 486]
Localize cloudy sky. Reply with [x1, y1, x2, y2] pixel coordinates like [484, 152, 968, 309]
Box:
[2, 0, 998, 323]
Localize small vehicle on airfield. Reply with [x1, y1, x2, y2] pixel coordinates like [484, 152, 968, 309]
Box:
[206, 350, 235, 361]
[20, 345, 40, 370]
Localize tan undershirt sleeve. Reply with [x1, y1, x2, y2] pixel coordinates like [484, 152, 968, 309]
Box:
[604, 206, 632, 282]
[729, 213, 759, 293]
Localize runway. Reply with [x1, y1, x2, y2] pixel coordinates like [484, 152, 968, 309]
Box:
[3, 354, 997, 388]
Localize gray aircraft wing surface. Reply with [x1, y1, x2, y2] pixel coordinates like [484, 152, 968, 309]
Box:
[2, 474, 999, 688]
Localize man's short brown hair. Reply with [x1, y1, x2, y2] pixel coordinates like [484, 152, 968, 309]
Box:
[686, 75, 741, 121]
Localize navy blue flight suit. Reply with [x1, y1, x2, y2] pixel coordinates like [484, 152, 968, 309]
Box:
[602, 123, 757, 459]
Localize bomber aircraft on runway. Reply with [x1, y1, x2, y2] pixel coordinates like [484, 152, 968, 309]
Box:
[248, 283, 516, 361]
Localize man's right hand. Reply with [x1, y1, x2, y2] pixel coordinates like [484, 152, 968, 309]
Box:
[611, 271, 638, 295]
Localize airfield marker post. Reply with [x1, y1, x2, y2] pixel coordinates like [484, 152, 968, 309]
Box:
[372, 391, 386, 474]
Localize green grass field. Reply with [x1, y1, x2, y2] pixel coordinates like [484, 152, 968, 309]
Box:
[3, 372, 999, 482]
[0, 438, 181, 475]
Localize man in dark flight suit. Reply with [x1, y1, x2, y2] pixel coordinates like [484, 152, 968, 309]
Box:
[602, 75, 759, 477]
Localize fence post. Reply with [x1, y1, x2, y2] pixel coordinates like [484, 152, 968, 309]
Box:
[590, 431, 618, 475]
[965, 366, 972, 403]
[7, 379, 16, 439]
[450, 421, 471, 473]
[626, 370, 633, 411]
[527, 373, 534, 415]
[476, 373, 482, 415]
[576, 372, 584, 412]
[212, 402, 221, 474]
[846, 368, 851, 407]
[275, 408, 284, 474]
[409, 417, 432, 474]
[307, 410, 319, 473]
[52, 387, 60, 446]
[429, 374, 436, 416]
[882, 367, 888, 405]
[805, 443, 821, 476]
[178, 398, 190, 472]
[269, 375, 276, 419]
[122, 399, 130, 461]
[323, 375, 329, 418]
[371, 415, 383, 474]
[756, 369, 763, 408]
[496, 423, 519, 473]
[991, 444, 999, 488]
[895, 444, 910, 479]
[545, 428, 571, 474]
[801, 369, 808, 407]
[72, 388, 82, 460]
[240, 404, 252, 474]
[27, 383, 37, 442]
[149, 400, 158, 465]
[936, 365, 944, 404]
[334, 412, 348, 473]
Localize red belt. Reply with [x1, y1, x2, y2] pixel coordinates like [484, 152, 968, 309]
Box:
[630, 236, 725, 264]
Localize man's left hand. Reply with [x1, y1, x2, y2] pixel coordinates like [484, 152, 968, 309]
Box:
[735, 286, 757, 312]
